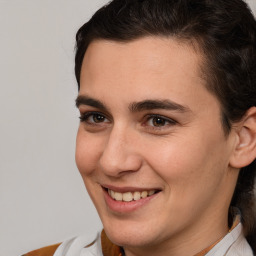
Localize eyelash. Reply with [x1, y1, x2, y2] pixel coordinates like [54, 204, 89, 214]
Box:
[79, 112, 177, 129]
[79, 111, 109, 124]
[144, 114, 177, 128]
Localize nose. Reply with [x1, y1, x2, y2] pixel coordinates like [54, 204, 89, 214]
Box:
[99, 126, 142, 177]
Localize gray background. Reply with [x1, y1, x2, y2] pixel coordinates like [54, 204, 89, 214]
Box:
[1, 1, 255, 255]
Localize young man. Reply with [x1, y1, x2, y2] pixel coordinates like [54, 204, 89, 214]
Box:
[24, 0, 256, 255]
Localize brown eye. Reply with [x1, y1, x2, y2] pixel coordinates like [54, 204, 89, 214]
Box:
[152, 117, 166, 127]
[92, 114, 106, 123]
[79, 112, 109, 124]
[146, 115, 177, 128]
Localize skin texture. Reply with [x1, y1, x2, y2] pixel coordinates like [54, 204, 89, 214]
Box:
[75, 37, 240, 256]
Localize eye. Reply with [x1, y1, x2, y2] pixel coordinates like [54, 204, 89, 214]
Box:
[146, 115, 176, 128]
[79, 112, 109, 124]
[150, 116, 167, 127]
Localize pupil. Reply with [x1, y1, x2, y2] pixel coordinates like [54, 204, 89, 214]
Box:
[153, 117, 165, 126]
[93, 114, 104, 123]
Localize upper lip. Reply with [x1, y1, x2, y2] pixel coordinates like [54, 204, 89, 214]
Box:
[101, 184, 162, 193]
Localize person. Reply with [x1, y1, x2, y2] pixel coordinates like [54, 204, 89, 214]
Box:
[23, 0, 256, 255]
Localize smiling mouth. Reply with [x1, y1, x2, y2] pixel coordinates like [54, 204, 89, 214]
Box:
[107, 189, 160, 202]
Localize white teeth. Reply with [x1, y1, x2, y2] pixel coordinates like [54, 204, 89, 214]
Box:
[149, 190, 155, 196]
[133, 191, 141, 201]
[122, 192, 133, 202]
[141, 191, 148, 198]
[114, 192, 123, 201]
[108, 189, 157, 201]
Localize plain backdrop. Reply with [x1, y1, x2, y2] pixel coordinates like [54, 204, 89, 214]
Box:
[0, 1, 255, 255]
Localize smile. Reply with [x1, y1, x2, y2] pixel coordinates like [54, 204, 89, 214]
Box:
[102, 186, 161, 213]
[108, 189, 158, 202]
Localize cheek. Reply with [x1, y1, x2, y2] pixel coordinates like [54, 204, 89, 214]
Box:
[75, 127, 103, 176]
[145, 130, 228, 191]
[143, 134, 229, 223]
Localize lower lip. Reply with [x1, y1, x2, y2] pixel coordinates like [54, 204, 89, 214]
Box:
[103, 189, 159, 213]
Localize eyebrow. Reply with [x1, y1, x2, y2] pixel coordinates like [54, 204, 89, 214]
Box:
[129, 99, 190, 113]
[76, 95, 109, 112]
[76, 95, 190, 113]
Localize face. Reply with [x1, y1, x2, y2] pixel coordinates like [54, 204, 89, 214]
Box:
[76, 37, 238, 255]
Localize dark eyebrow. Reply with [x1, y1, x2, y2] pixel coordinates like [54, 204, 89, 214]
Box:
[75, 95, 109, 112]
[129, 99, 190, 113]
[76, 95, 191, 114]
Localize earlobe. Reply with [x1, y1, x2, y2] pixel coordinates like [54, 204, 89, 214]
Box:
[229, 107, 256, 169]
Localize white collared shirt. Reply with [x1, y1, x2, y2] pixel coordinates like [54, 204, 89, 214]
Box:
[206, 222, 253, 256]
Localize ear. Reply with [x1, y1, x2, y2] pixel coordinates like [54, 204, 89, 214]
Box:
[229, 107, 256, 168]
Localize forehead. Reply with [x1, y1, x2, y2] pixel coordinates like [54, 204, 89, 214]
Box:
[82, 37, 203, 80]
[80, 37, 220, 114]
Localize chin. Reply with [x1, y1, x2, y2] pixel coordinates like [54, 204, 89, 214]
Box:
[106, 230, 152, 248]
[102, 219, 162, 248]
